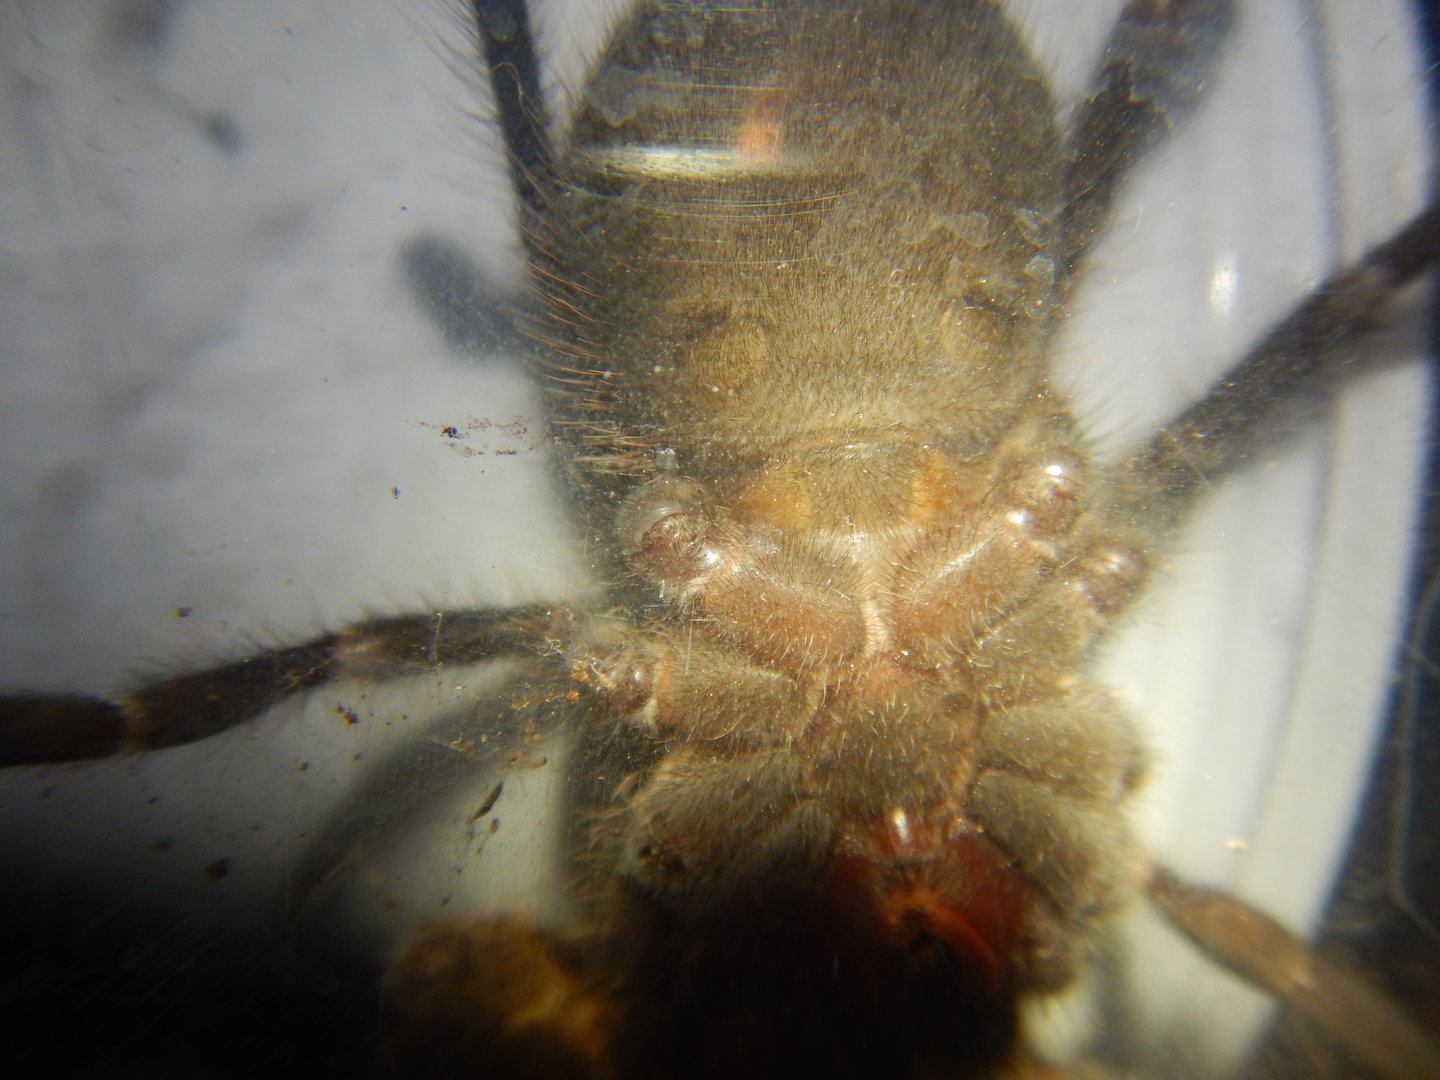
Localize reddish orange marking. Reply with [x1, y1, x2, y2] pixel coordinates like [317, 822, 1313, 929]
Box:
[736, 88, 786, 163]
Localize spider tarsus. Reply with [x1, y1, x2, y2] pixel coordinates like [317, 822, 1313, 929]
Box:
[0, 693, 127, 765]
[1062, 0, 1236, 278]
[0, 605, 578, 763]
[1147, 865, 1440, 1080]
[473, 0, 553, 218]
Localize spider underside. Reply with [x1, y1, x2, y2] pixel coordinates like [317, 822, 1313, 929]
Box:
[1, 1, 1438, 1077]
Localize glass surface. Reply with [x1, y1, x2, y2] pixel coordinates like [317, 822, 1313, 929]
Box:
[0, 1, 1432, 1075]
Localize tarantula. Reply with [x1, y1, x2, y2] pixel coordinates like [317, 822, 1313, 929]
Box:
[0, 0, 1436, 1076]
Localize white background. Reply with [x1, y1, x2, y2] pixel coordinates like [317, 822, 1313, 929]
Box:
[0, 0, 1432, 1074]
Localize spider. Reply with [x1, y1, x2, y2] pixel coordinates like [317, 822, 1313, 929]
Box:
[0, 0, 1436, 1076]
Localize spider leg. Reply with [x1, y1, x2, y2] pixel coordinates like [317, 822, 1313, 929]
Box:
[471, 0, 554, 218]
[1147, 865, 1440, 1080]
[1062, 0, 1236, 281]
[0, 604, 575, 764]
[1113, 204, 1440, 530]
